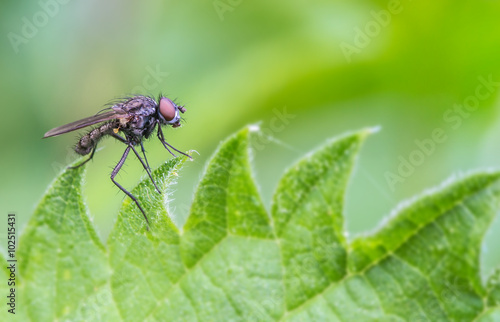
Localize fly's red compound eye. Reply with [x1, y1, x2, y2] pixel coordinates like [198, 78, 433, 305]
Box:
[159, 97, 177, 121]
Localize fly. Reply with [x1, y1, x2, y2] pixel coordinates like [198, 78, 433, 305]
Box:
[44, 94, 191, 228]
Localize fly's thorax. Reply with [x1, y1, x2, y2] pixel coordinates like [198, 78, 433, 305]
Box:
[122, 113, 157, 139]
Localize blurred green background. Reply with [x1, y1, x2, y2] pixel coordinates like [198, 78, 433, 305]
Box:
[1, 0, 500, 277]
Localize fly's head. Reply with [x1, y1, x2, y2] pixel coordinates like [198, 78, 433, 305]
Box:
[157, 97, 186, 128]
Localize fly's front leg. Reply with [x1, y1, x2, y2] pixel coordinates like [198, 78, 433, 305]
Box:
[111, 146, 150, 229]
[157, 126, 192, 159]
[157, 127, 176, 157]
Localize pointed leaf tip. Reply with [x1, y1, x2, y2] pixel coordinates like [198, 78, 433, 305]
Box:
[181, 126, 272, 267]
[271, 129, 369, 309]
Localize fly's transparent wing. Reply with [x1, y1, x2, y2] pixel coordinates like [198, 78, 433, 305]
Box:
[43, 110, 128, 138]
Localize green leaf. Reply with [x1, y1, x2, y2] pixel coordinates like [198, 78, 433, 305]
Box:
[487, 270, 500, 307]
[16, 161, 117, 321]
[107, 157, 188, 321]
[14, 127, 500, 321]
[108, 129, 282, 321]
[272, 131, 367, 310]
[288, 172, 500, 321]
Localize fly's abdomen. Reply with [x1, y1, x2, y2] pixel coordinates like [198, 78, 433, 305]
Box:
[75, 122, 116, 155]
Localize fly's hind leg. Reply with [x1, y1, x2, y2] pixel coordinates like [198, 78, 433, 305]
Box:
[111, 146, 150, 229]
[69, 145, 97, 169]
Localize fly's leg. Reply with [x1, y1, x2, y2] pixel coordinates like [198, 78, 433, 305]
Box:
[110, 132, 127, 144]
[111, 146, 150, 229]
[157, 126, 192, 159]
[110, 132, 161, 194]
[140, 141, 151, 171]
[129, 145, 161, 194]
[69, 145, 97, 169]
[157, 128, 176, 157]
